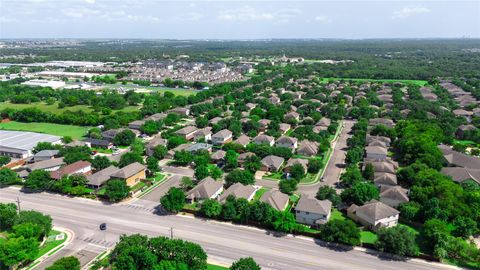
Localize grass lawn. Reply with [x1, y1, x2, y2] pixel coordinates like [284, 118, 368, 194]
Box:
[253, 187, 269, 201]
[299, 173, 317, 184]
[92, 147, 113, 154]
[207, 264, 229, 270]
[130, 181, 146, 192]
[0, 101, 140, 114]
[360, 230, 378, 244]
[0, 121, 90, 139]
[96, 187, 106, 196]
[36, 230, 67, 259]
[330, 209, 346, 221]
[453, 139, 476, 146]
[319, 77, 428, 86]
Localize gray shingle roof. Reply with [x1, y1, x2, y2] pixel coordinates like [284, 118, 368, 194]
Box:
[111, 162, 146, 179]
[354, 200, 399, 221]
[295, 196, 331, 215]
[87, 165, 120, 187]
[260, 189, 289, 211]
[187, 177, 223, 200]
[218, 183, 256, 202]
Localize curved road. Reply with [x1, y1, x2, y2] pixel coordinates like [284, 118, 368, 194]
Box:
[0, 187, 453, 270]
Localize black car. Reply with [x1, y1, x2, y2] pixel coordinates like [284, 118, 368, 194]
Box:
[100, 223, 107, 230]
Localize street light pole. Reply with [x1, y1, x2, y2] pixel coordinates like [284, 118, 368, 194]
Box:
[170, 227, 174, 239]
[16, 197, 21, 213]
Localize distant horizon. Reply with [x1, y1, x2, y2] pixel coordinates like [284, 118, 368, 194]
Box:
[1, 0, 478, 39]
[1, 37, 479, 41]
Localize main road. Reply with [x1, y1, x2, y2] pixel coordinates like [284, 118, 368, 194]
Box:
[0, 187, 453, 270]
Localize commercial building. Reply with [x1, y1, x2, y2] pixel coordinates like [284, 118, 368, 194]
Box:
[0, 130, 62, 159]
[21, 79, 66, 89]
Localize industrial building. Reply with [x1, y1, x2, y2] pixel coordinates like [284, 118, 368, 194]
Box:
[0, 130, 62, 159]
[21, 79, 66, 89]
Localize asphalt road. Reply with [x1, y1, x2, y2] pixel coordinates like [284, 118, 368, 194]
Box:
[140, 175, 183, 202]
[0, 187, 454, 270]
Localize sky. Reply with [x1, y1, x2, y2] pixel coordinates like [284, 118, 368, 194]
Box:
[0, 0, 479, 39]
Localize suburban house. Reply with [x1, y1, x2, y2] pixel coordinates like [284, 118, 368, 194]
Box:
[211, 129, 233, 145]
[128, 120, 145, 130]
[175, 126, 198, 141]
[238, 152, 255, 165]
[169, 107, 190, 116]
[209, 117, 223, 126]
[258, 119, 271, 132]
[260, 190, 289, 211]
[33, 150, 59, 162]
[144, 113, 167, 122]
[380, 186, 409, 208]
[366, 135, 391, 147]
[218, 183, 257, 203]
[285, 111, 300, 122]
[295, 196, 332, 226]
[316, 118, 331, 128]
[86, 165, 120, 189]
[146, 136, 167, 156]
[234, 135, 250, 147]
[364, 161, 396, 174]
[276, 136, 298, 150]
[193, 127, 213, 142]
[284, 158, 308, 173]
[84, 138, 112, 149]
[439, 144, 480, 169]
[297, 140, 319, 157]
[365, 146, 388, 160]
[211, 150, 226, 164]
[253, 134, 275, 146]
[186, 143, 212, 153]
[347, 200, 399, 231]
[25, 157, 64, 172]
[369, 118, 395, 129]
[111, 162, 146, 187]
[186, 177, 224, 203]
[373, 172, 397, 187]
[440, 167, 480, 185]
[260, 155, 285, 172]
[50, 160, 92, 180]
[279, 123, 291, 134]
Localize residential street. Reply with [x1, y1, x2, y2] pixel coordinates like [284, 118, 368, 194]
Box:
[139, 175, 183, 202]
[0, 187, 455, 270]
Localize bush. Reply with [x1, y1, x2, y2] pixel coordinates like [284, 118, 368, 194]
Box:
[46, 256, 81, 270]
[230, 257, 261, 270]
[318, 219, 361, 246]
[160, 187, 185, 213]
[375, 226, 419, 257]
[105, 179, 130, 202]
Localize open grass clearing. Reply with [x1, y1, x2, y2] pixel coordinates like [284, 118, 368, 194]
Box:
[207, 264, 229, 270]
[36, 230, 67, 259]
[0, 121, 90, 139]
[360, 230, 378, 244]
[0, 101, 140, 114]
[319, 77, 428, 86]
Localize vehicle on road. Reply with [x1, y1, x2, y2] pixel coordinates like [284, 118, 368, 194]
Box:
[100, 223, 107, 230]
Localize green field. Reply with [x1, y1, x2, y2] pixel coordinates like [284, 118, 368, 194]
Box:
[360, 231, 378, 244]
[0, 121, 90, 139]
[36, 230, 67, 258]
[207, 264, 229, 270]
[319, 77, 428, 86]
[0, 101, 140, 114]
[102, 84, 200, 96]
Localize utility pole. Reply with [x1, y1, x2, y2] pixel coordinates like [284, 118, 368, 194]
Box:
[170, 227, 174, 239]
[16, 197, 21, 213]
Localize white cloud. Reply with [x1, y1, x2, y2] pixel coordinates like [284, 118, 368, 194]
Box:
[218, 6, 300, 22]
[314, 15, 331, 24]
[85, 0, 96, 3]
[189, 3, 196, 8]
[392, 7, 430, 19]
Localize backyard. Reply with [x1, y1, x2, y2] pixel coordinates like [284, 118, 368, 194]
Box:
[0, 121, 90, 139]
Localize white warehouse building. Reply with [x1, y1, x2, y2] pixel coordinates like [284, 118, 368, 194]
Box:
[0, 130, 62, 159]
[21, 79, 66, 89]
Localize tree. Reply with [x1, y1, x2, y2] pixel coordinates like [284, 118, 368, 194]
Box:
[153, 145, 168, 160]
[0, 156, 11, 166]
[195, 116, 208, 128]
[24, 170, 51, 190]
[230, 257, 261, 270]
[375, 226, 419, 257]
[225, 169, 254, 187]
[180, 177, 194, 191]
[316, 186, 341, 207]
[173, 151, 193, 166]
[146, 156, 159, 175]
[0, 203, 17, 230]
[113, 129, 136, 146]
[118, 152, 143, 168]
[209, 166, 223, 180]
[194, 165, 209, 181]
[140, 120, 160, 136]
[0, 236, 39, 267]
[91, 155, 111, 171]
[340, 165, 364, 187]
[452, 216, 478, 238]
[45, 256, 81, 270]
[279, 179, 298, 195]
[14, 210, 52, 239]
[290, 164, 305, 181]
[225, 150, 238, 170]
[160, 187, 185, 213]
[307, 159, 322, 173]
[105, 179, 130, 202]
[167, 136, 187, 149]
[363, 163, 375, 181]
[318, 219, 361, 246]
[340, 182, 379, 205]
[271, 211, 297, 233]
[61, 136, 73, 144]
[0, 168, 18, 186]
[200, 199, 222, 218]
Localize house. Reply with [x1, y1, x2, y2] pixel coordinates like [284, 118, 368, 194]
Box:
[50, 160, 92, 180]
[186, 177, 224, 203]
[128, 120, 145, 130]
[438, 144, 480, 169]
[253, 134, 275, 146]
[33, 150, 59, 162]
[175, 126, 198, 141]
[369, 118, 395, 129]
[260, 189, 289, 211]
[25, 157, 64, 172]
[84, 138, 112, 149]
[456, 125, 476, 139]
[211, 129, 233, 145]
[169, 107, 190, 116]
[279, 123, 291, 134]
[365, 146, 388, 160]
[86, 165, 120, 189]
[374, 172, 397, 187]
[245, 103, 256, 110]
[276, 136, 298, 150]
[146, 136, 167, 156]
[260, 155, 285, 172]
[364, 161, 395, 174]
[65, 140, 89, 148]
[234, 135, 250, 147]
[144, 113, 167, 122]
[193, 127, 212, 142]
[285, 112, 300, 122]
[380, 186, 409, 208]
[209, 117, 223, 126]
[440, 167, 480, 185]
[258, 119, 271, 132]
[101, 128, 122, 141]
[111, 162, 146, 187]
[316, 118, 331, 128]
[166, 143, 190, 159]
[284, 158, 308, 173]
[218, 183, 257, 203]
[211, 150, 226, 164]
[269, 96, 281, 105]
[186, 143, 212, 153]
[295, 196, 332, 226]
[238, 152, 255, 165]
[366, 135, 391, 147]
[347, 200, 399, 231]
[297, 140, 319, 157]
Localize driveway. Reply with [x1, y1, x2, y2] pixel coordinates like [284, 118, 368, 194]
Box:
[161, 165, 194, 177]
[139, 175, 183, 202]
